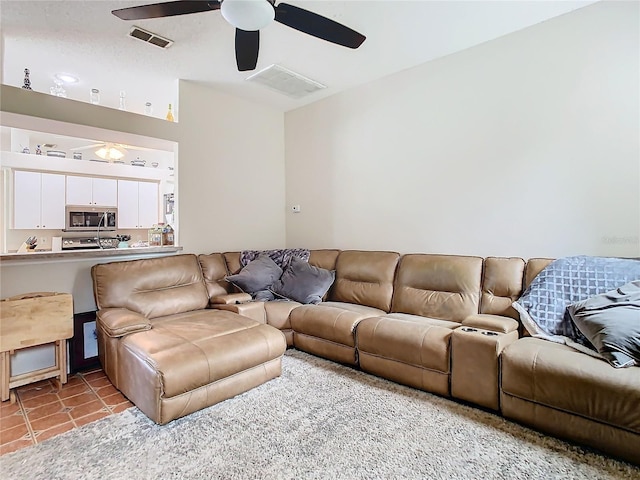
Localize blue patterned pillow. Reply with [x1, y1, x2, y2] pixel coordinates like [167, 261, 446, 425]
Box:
[513, 256, 640, 345]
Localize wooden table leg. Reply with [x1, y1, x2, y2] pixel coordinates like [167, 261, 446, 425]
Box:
[1, 351, 10, 402]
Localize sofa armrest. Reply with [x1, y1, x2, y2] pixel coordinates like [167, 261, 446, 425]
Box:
[210, 292, 252, 305]
[462, 314, 519, 334]
[97, 308, 151, 338]
[212, 301, 267, 324]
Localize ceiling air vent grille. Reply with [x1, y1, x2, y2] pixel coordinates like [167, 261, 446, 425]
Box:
[246, 64, 326, 99]
[128, 26, 173, 49]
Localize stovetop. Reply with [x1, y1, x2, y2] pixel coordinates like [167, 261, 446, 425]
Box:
[62, 236, 118, 250]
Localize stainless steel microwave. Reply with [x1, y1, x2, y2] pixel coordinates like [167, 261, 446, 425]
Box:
[65, 206, 117, 231]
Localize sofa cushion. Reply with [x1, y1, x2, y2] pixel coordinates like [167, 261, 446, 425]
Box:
[271, 257, 335, 304]
[480, 257, 525, 320]
[225, 254, 283, 295]
[501, 337, 640, 435]
[92, 254, 209, 319]
[390, 254, 483, 321]
[331, 250, 399, 311]
[291, 302, 385, 347]
[198, 253, 233, 299]
[567, 281, 640, 368]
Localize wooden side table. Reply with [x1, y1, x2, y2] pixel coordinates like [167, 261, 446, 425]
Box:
[0, 292, 73, 403]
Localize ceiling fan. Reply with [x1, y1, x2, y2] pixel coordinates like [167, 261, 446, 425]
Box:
[71, 142, 151, 161]
[112, 0, 366, 71]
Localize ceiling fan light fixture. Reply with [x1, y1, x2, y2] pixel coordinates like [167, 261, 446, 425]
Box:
[221, 0, 274, 31]
[96, 146, 125, 161]
[54, 73, 78, 84]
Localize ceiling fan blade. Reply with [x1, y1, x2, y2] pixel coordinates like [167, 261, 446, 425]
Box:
[119, 144, 154, 151]
[274, 3, 365, 49]
[70, 144, 105, 151]
[112, 1, 220, 21]
[235, 29, 260, 72]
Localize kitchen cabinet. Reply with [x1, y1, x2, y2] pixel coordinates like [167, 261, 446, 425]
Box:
[117, 180, 159, 229]
[66, 175, 117, 206]
[14, 170, 65, 229]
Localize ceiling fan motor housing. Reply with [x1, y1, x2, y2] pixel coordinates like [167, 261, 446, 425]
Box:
[221, 0, 275, 31]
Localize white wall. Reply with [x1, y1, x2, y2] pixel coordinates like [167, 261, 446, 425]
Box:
[178, 80, 285, 253]
[284, 1, 640, 259]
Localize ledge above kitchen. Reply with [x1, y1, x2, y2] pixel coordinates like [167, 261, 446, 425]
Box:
[0, 245, 183, 263]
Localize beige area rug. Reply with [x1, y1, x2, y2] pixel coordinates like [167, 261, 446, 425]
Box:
[1, 350, 638, 479]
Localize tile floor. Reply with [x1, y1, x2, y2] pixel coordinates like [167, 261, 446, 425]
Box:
[0, 369, 132, 456]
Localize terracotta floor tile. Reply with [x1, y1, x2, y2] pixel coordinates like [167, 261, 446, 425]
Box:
[16, 382, 56, 401]
[82, 371, 106, 383]
[56, 383, 91, 399]
[74, 410, 109, 428]
[20, 392, 60, 409]
[0, 412, 27, 432]
[16, 379, 53, 393]
[0, 368, 120, 456]
[0, 438, 34, 455]
[61, 376, 85, 388]
[101, 392, 127, 407]
[0, 423, 29, 445]
[25, 401, 65, 421]
[111, 402, 134, 414]
[95, 385, 119, 398]
[30, 412, 73, 432]
[61, 392, 98, 408]
[35, 422, 74, 443]
[0, 402, 21, 417]
[68, 400, 107, 420]
[87, 376, 112, 388]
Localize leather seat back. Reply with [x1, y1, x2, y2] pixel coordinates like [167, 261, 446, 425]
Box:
[480, 257, 526, 319]
[524, 258, 555, 288]
[329, 250, 400, 312]
[198, 253, 233, 298]
[390, 254, 483, 322]
[92, 254, 209, 319]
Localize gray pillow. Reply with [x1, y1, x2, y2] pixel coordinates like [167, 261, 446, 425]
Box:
[567, 280, 640, 368]
[270, 257, 335, 305]
[225, 254, 283, 295]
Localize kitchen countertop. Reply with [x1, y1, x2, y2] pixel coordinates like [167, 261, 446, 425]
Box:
[0, 245, 183, 263]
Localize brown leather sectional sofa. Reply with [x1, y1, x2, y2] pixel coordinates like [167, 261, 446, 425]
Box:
[91, 250, 639, 465]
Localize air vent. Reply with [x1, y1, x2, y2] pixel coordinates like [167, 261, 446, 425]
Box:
[246, 64, 326, 99]
[128, 26, 173, 49]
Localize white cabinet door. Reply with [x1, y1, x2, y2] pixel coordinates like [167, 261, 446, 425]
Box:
[14, 171, 65, 229]
[14, 171, 42, 229]
[117, 180, 139, 228]
[66, 175, 93, 205]
[40, 173, 65, 229]
[91, 178, 117, 206]
[137, 181, 159, 229]
[67, 176, 117, 206]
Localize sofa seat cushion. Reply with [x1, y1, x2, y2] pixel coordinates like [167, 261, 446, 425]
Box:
[358, 313, 458, 374]
[291, 302, 385, 347]
[501, 337, 640, 434]
[120, 310, 286, 399]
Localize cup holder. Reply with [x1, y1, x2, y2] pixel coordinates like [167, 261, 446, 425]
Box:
[481, 331, 499, 336]
[461, 327, 478, 332]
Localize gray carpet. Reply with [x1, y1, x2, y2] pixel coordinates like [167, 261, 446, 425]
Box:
[2, 350, 638, 479]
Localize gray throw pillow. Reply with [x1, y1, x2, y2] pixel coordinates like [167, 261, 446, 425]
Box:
[225, 254, 283, 295]
[270, 257, 335, 305]
[567, 280, 640, 368]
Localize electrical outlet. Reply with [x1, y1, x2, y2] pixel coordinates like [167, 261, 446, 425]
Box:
[40, 236, 47, 244]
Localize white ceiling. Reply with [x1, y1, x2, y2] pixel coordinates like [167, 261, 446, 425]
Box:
[1, 1, 595, 116]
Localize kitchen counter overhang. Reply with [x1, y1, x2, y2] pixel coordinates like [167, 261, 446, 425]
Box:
[1, 245, 182, 263]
